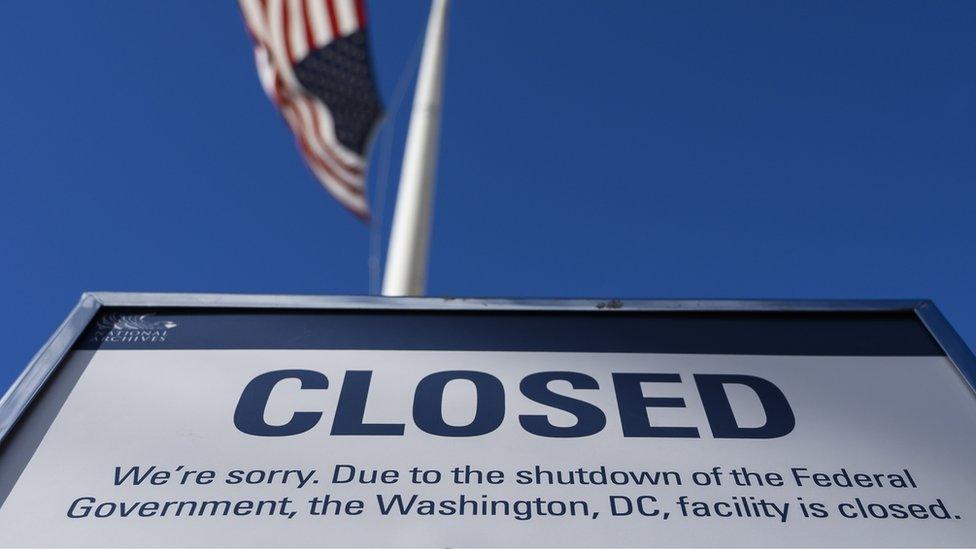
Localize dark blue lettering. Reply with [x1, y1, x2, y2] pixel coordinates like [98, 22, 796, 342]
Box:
[612, 373, 698, 438]
[694, 374, 795, 438]
[519, 372, 606, 437]
[331, 371, 405, 436]
[413, 371, 504, 436]
[234, 369, 327, 436]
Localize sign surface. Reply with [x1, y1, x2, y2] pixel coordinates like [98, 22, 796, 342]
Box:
[0, 304, 974, 547]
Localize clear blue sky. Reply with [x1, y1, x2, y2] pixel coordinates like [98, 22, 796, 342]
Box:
[1, 1, 974, 391]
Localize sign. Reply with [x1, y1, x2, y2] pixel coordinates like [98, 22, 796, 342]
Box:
[0, 294, 974, 547]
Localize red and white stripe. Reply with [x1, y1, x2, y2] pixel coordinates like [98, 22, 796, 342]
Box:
[239, 0, 371, 219]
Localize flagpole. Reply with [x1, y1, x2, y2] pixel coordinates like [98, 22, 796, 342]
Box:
[381, 0, 449, 297]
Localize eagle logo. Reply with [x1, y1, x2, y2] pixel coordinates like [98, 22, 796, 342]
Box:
[94, 313, 178, 333]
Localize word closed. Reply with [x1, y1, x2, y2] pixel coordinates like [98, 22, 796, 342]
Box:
[233, 369, 795, 439]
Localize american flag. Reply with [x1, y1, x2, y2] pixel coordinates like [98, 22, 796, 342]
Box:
[239, 0, 383, 219]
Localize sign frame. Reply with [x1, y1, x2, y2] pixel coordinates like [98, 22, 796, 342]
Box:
[1, 291, 975, 450]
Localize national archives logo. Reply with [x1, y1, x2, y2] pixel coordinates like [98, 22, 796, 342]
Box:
[91, 313, 179, 343]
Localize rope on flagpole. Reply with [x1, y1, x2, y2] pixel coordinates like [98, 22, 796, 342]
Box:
[368, 29, 427, 295]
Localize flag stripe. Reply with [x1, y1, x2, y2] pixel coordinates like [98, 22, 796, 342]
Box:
[287, 0, 308, 62]
[334, 0, 359, 35]
[354, 0, 367, 28]
[282, 0, 297, 63]
[324, 0, 341, 39]
[301, 0, 316, 54]
[307, 0, 331, 47]
[267, 0, 301, 91]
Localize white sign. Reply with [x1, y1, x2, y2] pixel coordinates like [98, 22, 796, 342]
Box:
[1, 349, 975, 547]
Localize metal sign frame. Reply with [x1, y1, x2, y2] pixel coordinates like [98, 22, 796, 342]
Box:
[1, 292, 974, 448]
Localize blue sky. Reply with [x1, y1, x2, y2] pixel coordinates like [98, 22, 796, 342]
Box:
[0, 1, 974, 391]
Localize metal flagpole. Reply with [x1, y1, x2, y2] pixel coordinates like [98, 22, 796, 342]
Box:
[381, 0, 449, 297]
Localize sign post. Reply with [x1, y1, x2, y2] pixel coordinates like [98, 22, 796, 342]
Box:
[0, 294, 974, 547]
